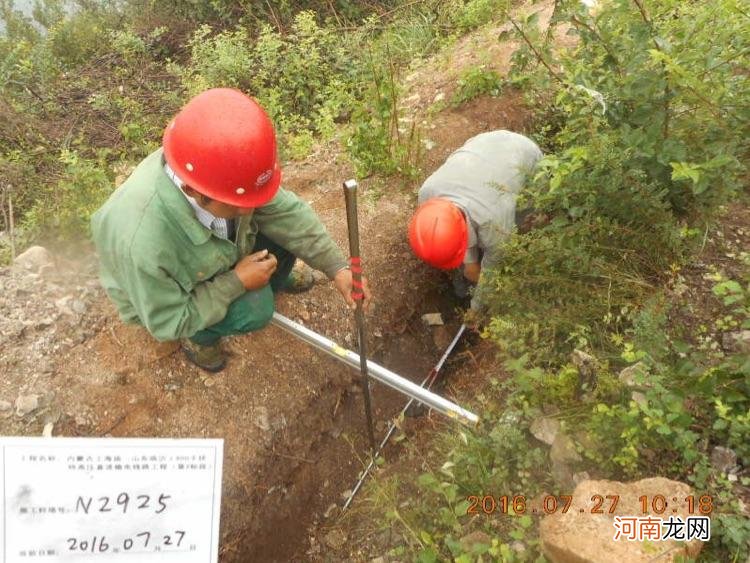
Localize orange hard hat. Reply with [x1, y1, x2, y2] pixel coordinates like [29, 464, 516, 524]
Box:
[163, 88, 281, 208]
[408, 198, 468, 270]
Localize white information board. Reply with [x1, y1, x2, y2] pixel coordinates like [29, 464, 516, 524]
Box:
[0, 438, 223, 563]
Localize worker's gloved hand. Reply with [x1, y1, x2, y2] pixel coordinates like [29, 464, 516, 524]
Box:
[333, 267, 372, 311]
[233, 249, 278, 290]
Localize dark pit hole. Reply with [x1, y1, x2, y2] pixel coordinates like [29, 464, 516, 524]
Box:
[232, 275, 471, 562]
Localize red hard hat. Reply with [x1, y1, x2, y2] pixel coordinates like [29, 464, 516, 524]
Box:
[408, 198, 468, 270]
[163, 88, 281, 208]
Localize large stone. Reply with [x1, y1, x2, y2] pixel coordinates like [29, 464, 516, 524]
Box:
[710, 446, 737, 474]
[12, 246, 53, 273]
[618, 362, 650, 387]
[550, 433, 582, 465]
[722, 330, 750, 354]
[421, 313, 444, 326]
[540, 478, 705, 563]
[531, 416, 561, 446]
[15, 394, 39, 417]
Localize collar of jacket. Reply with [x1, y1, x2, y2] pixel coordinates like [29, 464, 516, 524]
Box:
[154, 149, 213, 246]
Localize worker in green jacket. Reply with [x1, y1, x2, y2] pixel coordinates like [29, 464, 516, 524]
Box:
[91, 88, 371, 372]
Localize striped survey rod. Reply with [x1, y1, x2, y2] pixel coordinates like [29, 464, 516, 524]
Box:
[270, 312, 479, 426]
[342, 179, 377, 452]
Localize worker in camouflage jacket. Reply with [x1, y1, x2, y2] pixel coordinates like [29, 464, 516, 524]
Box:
[92, 88, 371, 372]
[408, 130, 542, 310]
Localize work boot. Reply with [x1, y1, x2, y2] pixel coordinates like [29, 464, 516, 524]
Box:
[180, 338, 226, 373]
[280, 265, 315, 293]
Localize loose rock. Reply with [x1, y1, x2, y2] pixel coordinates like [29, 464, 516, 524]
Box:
[550, 433, 582, 465]
[323, 503, 338, 519]
[710, 446, 737, 474]
[70, 299, 87, 315]
[571, 349, 597, 392]
[550, 433, 582, 489]
[12, 246, 54, 273]
[55, 296, 75, 316]
[432, 325, 452, 350]
[421, 312, 444, 326]
[323, 529, 347, 550]
[511, 541, 526, 553]
[722, 330, 750, 354]
[0, 400, 12, 412]
[618, 361, 649, 387]
[530, 416, 561, 446]
[254, 407, 271, 432]
[312, 270, 327, 284]
[631, 391, 648, 407]
[15, 394, 39, 417]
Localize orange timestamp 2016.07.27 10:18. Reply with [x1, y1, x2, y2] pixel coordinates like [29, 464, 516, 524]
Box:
[466, 494, 714, 516]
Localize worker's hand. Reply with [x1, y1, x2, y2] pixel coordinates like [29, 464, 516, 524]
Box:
[233, 249, 278, 290]
[333, 268, 372, 311]
[463, 262, 481, 284]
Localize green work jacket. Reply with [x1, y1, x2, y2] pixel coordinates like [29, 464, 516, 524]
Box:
[91, 149, 347, 341]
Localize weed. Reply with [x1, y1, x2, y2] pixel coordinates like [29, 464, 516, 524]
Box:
[452, 65, 503, 105]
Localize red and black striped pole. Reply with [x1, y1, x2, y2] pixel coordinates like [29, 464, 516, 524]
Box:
[343, 179, 376, 453]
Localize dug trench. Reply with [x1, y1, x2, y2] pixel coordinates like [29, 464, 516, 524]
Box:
[37, 168, 483, 562]
[231, 281, 471, 561]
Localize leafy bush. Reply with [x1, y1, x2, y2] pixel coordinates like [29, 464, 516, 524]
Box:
[347, 56, 422, 179]
[172, 11, 358, 158]
[481, 0, 749, 362]
[23, 150, 112, 238]
[451, 0, 510, 31]
[452, 65, 503, 104]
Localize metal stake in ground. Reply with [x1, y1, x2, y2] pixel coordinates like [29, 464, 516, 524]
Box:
[342, 323, 467, 511]
[343, 178, 376, 453]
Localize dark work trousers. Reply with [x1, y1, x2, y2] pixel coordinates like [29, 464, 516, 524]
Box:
[189, 233, 296, 346]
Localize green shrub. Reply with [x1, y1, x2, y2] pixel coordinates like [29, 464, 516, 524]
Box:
[46, 11, 109, 67]
[481, 0, 748, 362]
[452, 65, 503, 104]
[452, 0, 510, 31]
[23, 150, 112, 238]
[173, 11, 358, 158]
[347, 57, 422, 179]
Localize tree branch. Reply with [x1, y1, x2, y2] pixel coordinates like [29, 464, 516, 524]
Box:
[509, 16, 566, 85]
